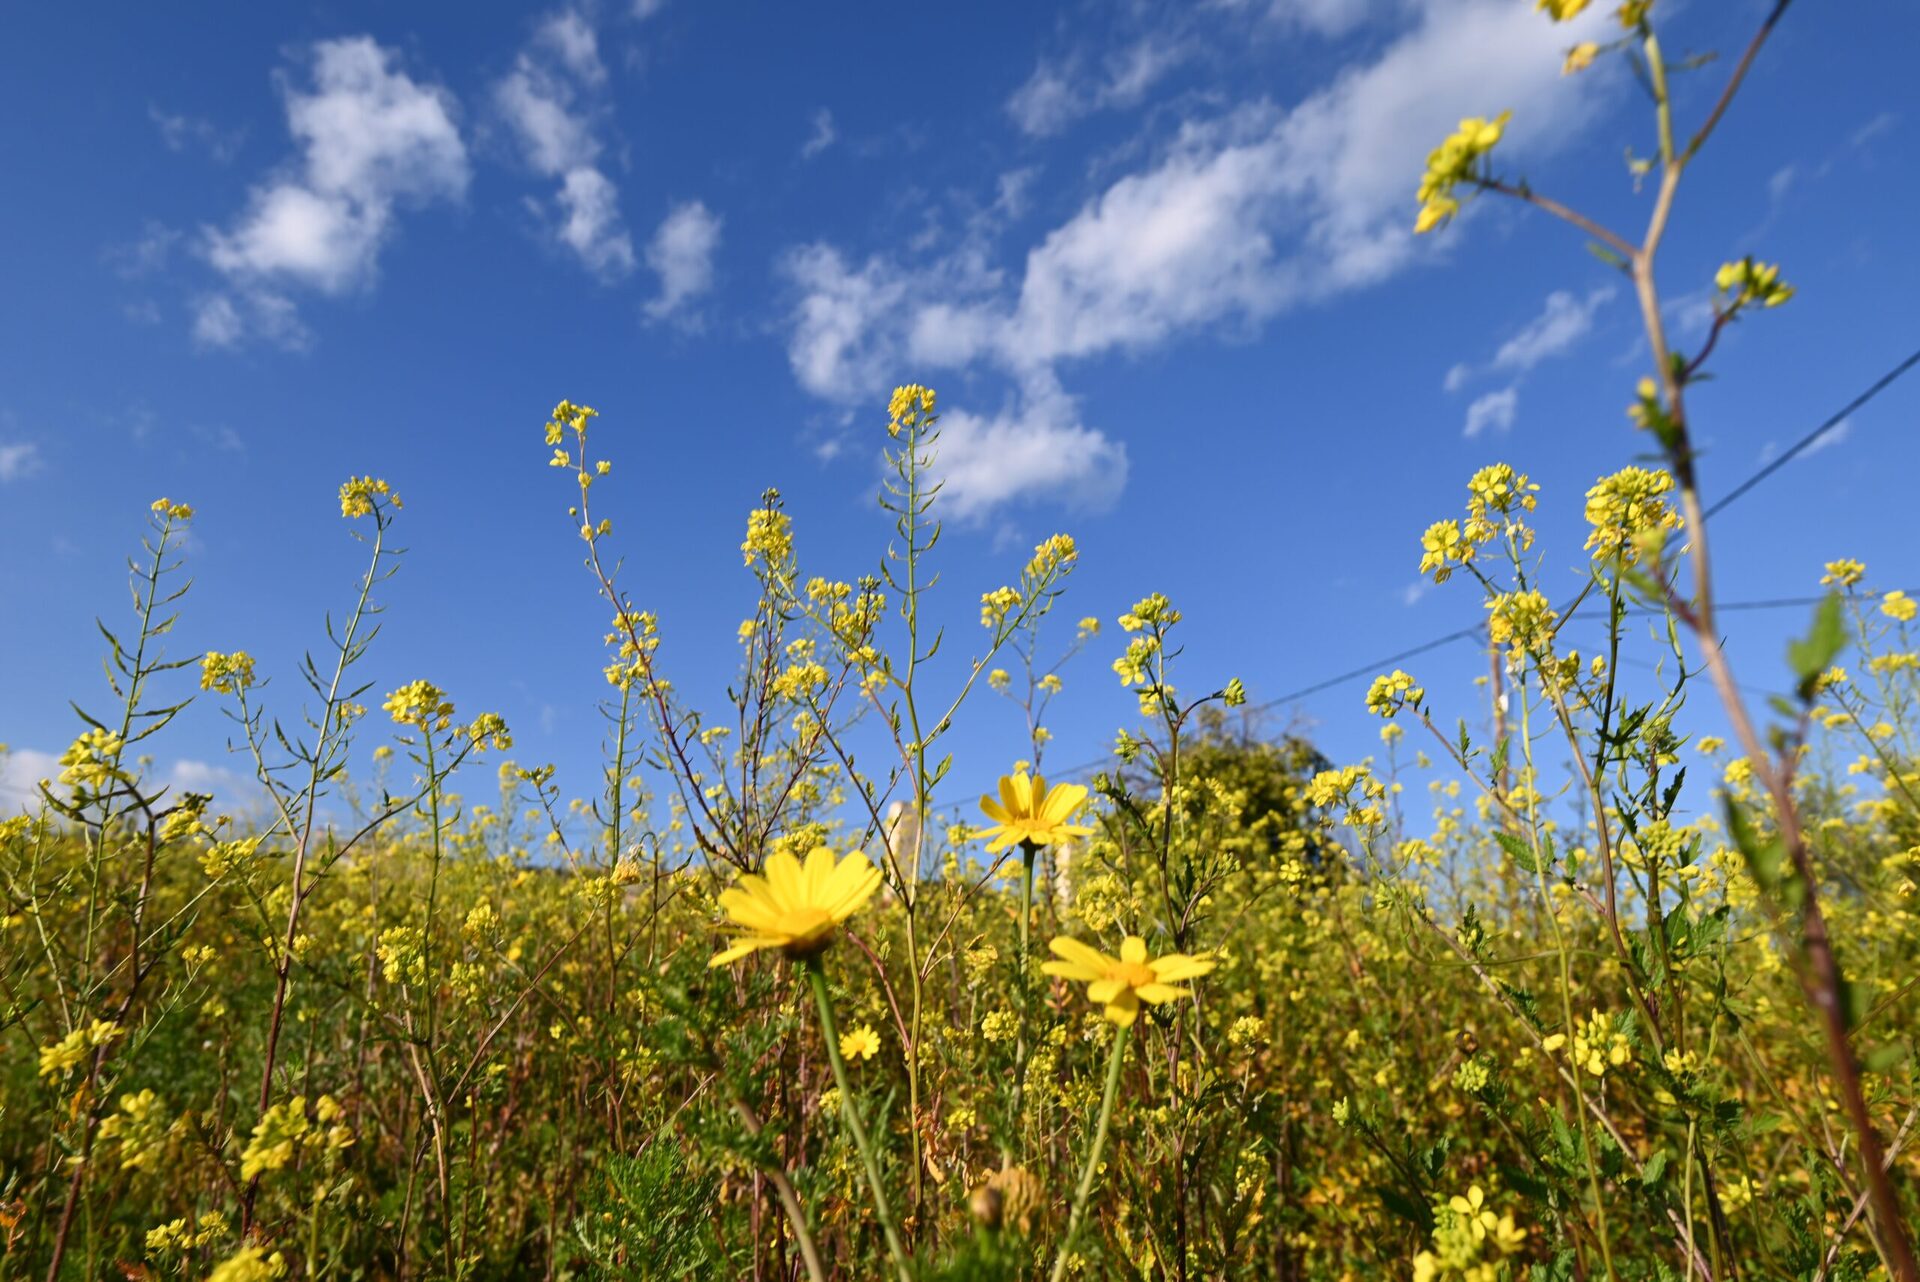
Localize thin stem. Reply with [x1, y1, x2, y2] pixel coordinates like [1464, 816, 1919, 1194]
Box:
[804, 959, 912, 1282]
[1050, 1022, 1130, 1282]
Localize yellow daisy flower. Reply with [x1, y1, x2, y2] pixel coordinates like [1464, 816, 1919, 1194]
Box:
[1042, 935, 1215, 1027]
[840, 1024, 881, 1061]
[708, 847, 883, 967]
[977, 772, 1093, 853]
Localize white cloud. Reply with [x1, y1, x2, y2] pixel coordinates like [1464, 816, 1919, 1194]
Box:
[559, 169, 637, 277]
[786, 0, 1613, 515]
[1006, 38, 1192, 138]
[633, 0, 668, 17]
[0, 748, 57, 815]
[496, 11, 635, 280]
[201, 38, 467, 346]
[1492, 285, 1615, 372]
[0, 441, 42, 482]
[1442, 361, 1472, 392]
[644, 200, 722, 321]
[931, 376, 1129, 520]
[1463, 386, 1518, 438]
[801, 108, 837, 160]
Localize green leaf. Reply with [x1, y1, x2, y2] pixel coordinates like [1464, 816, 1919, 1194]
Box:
[1493, 830, 1544, 875]
[1787, 592, 1847, 702]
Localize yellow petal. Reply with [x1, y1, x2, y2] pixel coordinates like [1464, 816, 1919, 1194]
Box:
[717, 887, 781, 930]
[1104, 990, 1140, 1027]
[762, 850, 804, 907]
[1135, 983, 1189, 1004]
[803, 845, 838, 903]
[1119, 936, 1148, 966]
[1049, 936, 1115, 976]
[980, 796, 1011, 824]
[709, 937, 773, 968]
[1087, 978, 1126, 1004]
[1041, 959, 1101, 982]
[1042, 783, 1088, 824]
[1149, 953, 1216, 983]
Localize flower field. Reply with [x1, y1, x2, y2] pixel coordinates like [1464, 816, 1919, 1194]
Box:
[5, 3, 1919, 1280]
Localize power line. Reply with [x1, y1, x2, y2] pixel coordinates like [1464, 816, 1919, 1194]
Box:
[1045, 346, 1920, 781]
[1254, 344, 1920, 710]
[1703, 347, 1920, 519]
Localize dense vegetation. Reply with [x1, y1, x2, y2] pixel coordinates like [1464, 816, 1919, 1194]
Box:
[5, 2, 1917, 1279]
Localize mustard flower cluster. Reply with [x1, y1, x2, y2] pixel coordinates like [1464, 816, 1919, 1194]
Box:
[1583, 465, 1683, 565]
[150, 496, 195, 521]
[338, 476, 399, 520]
[57, 728, 127, 792]
[544, 398, 598, 447]
[1365, 669, 1425, 719]
[1414, 113, 1509, 234]
[1419, 465, 1537, 582]
[200, 649, 257, 695]
[1486, 590, 1558, 659]
[979, 585, 1024, 631]
[1413, 1185, 1527, 1282]
[383, 679, 455, 732]
[1822, 559, 1866, 588]
[240, 1094, 353, 1182]
[38, 1018, 123, 1079]
[1882, 591, 1916, 623]
[1715, 257, 1795, 311]
[887, 383, 936, 438]
[1306, 764, 1387, 828]
[742, 502, 794, 575]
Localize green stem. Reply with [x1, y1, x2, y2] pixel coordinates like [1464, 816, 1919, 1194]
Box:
[1050, 1021, 1130, 1282]
[1008, 840, 1038, 1159]
[805, 959, 912, 1281]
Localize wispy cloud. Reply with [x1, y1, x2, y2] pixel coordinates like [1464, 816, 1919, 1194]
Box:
[149, 105, 245, 162]
[1006, 36, 1194, 137]
[0, 441, 44, 482]
[1759, 417, 1851, 465]
[1463, 386, 1518, 438]
[496, 10, 637, 280]
[801, 108, 836, 160]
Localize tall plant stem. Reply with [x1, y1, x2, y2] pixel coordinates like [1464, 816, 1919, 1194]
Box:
[805, 959, 912, 1282]
[1050, 1022, 1130, 1282]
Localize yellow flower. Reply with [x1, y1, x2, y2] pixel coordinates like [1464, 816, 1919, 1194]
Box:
[708, 846, 882, 967]
[1414, 111, 1510, 233]
[338, 476, 399, 519]
[384, 680, 455, 732]
[1583, 466, 1682, 564]
[1822, 558, 1866, 588]
[150, 497, 195, 520]
[840, 1024, 881, 1061]
[1882, 590, 1916, 623]
[1042, 935, 1215, 1027]
[1562, 41, 1601, 74]
[200, 650, 257, 695]
[1715, 257, 1794, 309]
[1365, 669, 1424, 719]
[977, 772, 1092, 853]
[1536, 0, 1590, 19]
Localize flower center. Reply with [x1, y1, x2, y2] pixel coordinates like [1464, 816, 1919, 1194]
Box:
[1112, 961, 1156, 989]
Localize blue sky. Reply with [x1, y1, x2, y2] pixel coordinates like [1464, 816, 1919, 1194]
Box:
[2, 0, 1916, 827]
